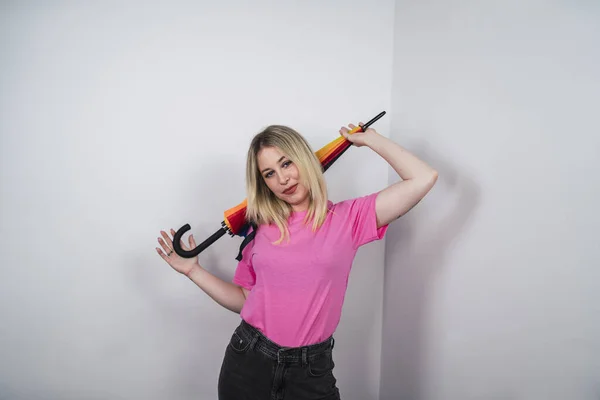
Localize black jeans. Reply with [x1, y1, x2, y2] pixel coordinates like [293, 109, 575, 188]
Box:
[218, 319, 341, 400]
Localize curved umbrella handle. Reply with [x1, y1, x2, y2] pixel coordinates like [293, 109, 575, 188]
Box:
[172, 222, 229, 258]
[171, 111, 386, 258]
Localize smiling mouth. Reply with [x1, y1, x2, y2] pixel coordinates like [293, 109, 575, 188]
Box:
[283, 184, 298, 194]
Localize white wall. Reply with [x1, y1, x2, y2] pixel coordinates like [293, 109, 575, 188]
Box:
[0, 2, 394, 399]
[381, 1, 600, 399]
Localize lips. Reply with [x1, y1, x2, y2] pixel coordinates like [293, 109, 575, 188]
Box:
[283, 184, 298, 195]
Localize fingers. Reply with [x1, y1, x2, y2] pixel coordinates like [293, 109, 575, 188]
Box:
[157, 235, 173, 256]
[339, 129, 351, 141]
[160, 230, 173, 248]
[156, 229, 197, 263]
[156, 247, 170, 261]
[156, 229, 196, 259]
[343, 122, 364, 132]
[341, 123, 361, 139]
[339, 125, 348, 137]
[158, 229, 179, 258]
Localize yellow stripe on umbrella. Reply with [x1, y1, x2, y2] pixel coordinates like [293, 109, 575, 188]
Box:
[173, 111, 385, 258]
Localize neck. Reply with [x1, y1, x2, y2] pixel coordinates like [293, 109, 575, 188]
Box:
[291, 199, 310, 213]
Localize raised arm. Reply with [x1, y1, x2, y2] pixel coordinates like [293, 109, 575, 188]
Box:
[340, 123, 438, 228]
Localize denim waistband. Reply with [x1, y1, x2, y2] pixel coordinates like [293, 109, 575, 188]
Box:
[235, 319, 335, 364]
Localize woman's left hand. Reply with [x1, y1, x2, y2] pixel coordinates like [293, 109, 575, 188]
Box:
[339, 122, 378, 147]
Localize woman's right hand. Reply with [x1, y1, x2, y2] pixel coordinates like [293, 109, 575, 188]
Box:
[156, 229, 201, 277]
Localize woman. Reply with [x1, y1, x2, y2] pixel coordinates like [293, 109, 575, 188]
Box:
[156, 122, 438, 399]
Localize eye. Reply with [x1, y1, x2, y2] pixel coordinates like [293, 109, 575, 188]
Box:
[283, 160, 292, 168]
[264, 171, 273, 178]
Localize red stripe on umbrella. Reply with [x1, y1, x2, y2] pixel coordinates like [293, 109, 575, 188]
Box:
[173, 111, 386, 258]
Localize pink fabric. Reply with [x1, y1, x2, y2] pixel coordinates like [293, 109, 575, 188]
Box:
[233, 191, 388, 347]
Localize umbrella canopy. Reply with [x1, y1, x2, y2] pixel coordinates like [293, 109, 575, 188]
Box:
[173, 111, 386, 258]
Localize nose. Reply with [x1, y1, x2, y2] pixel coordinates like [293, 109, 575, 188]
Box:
[279, 173, 290, 185]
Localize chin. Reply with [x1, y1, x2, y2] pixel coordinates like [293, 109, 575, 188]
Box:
[278, 185, 309, 205]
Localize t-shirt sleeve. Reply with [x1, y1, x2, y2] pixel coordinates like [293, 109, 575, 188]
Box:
[344, 191, 389, 248]
[232, 228, 256, 291]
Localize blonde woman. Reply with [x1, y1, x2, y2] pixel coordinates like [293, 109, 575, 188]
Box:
[156, 122, 438, 399]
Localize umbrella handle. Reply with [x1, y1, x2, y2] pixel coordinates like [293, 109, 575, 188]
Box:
[171, 111, 387, 258]
[172, 223, 229, 258]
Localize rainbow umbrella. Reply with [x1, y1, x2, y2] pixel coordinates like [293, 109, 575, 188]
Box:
[172, 111, 386, 258]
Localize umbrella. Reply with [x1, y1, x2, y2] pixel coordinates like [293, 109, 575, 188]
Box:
[172, 111, 386, 258]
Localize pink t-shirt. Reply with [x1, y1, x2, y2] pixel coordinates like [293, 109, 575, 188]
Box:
[233, 191, 388, 347]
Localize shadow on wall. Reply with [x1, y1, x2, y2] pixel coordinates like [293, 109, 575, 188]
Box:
[381, 138, 482, 400]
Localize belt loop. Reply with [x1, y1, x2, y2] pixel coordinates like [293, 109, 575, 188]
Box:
[330, 337, 335, 350]
[302, 347, 307, 366]
[249, 333, 259, 351]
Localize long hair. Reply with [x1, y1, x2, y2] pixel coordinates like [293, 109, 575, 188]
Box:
[245, 125, 329, 244]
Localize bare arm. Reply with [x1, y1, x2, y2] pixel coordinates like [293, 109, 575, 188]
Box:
[156, 229, 249, 314]
[186, 266, 248, 313]
[365, 133, 438, 227]
[340, 124, 438, 227]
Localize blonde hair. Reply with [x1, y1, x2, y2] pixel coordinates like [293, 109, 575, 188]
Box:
[245, 125, 329, 244]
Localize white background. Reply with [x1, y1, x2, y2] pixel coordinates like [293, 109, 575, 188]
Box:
[0, 2, 393, 399]
[381, 1, 600, 399]
[2, 1, 599, 400]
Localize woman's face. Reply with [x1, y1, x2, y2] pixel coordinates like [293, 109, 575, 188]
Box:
[257, 146, 310, 212]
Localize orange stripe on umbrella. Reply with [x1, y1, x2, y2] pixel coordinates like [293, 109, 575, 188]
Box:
[173, 111, 386, 258]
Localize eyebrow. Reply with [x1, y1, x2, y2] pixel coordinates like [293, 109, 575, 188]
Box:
[261, 156, 286, 173]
